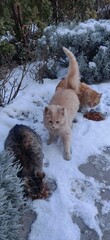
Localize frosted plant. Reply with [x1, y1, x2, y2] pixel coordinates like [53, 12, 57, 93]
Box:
[36, 19, 110, 83]
[0, 151, 28, 240]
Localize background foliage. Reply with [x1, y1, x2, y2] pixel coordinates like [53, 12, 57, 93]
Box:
[0, 0, 110, 65]
[36, 20, 110, 84]
[0, 0, 52, 65]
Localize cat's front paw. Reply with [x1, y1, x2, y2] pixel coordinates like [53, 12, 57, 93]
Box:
[64, 152, 72, 160]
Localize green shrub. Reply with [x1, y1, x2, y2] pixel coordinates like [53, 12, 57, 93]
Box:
[0, 41, 16, 64]
[36, 19, 110, 84]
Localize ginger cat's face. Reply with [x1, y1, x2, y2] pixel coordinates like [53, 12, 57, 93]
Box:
[44, 105, 65, 133]
[56, 79, 102, 109]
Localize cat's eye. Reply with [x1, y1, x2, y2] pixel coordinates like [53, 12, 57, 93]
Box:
[49, 120, 52, 123]
[56, 121, 59, 124]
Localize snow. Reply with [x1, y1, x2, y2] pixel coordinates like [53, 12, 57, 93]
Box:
[99, 45, 108, 52]
[78, 19, 110, 31]
[89, 62, 96, 69]
[0, 63, 110, 240]
[56, 19, 110, 37]
[0, 31, 13, 42]
[102, 200, 110, 214]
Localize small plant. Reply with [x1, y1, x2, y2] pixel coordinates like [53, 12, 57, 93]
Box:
[0, 41, 16, 65]
[0, 151, 28, 240]
[0, 61, 31, 106]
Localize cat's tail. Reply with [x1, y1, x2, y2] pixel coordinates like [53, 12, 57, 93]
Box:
[63, 47, 80, 93]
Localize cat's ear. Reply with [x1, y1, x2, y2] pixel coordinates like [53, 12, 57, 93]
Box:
[59, 107, 65, 116]
[36, 171, 45, 180]
[44, 106, 50, 114]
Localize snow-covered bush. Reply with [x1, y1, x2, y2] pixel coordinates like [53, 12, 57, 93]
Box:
[36, 19, 110, 83]
[0, 151, 28, 240]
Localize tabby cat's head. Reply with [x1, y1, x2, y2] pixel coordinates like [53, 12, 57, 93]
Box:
[44, 105, 65, 132]
[24, 171, 45, 198]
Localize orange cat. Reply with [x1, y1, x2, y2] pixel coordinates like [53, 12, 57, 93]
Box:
[56, 79, 102, 110]
[78, 82, 102, 110]
[44, 47, 80, 160]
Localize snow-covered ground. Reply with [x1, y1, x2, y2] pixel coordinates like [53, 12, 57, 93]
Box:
[0, 65, 110, 240]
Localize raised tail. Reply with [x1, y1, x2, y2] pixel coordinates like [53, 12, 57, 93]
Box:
[63, 47, 80, 93]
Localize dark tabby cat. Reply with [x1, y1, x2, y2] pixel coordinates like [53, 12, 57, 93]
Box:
[4, 124, 45, 198]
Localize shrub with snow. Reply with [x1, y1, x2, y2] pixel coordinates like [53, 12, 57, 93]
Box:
[36, 19, 110, 83]
[0, 151, 28, 240]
